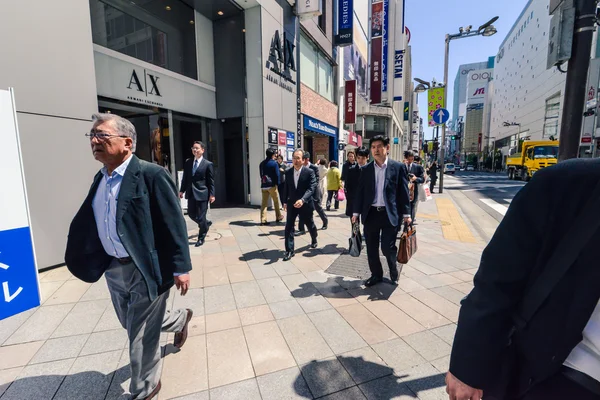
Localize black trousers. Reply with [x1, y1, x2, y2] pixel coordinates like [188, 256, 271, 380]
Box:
[299, 199, 328, 230]
[285, 205, 317, 252]
[278, 183, 285, 206]
[187, 197, 209, 239]
[363, 207, 399, 279]
[326, 190, 339, 210]
[429, 179, 437, 193]
[516, 372, 599, 400]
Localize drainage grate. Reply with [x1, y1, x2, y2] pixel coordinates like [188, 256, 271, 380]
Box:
[325, 252, 392, 280]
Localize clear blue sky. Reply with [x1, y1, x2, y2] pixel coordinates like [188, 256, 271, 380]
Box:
[406, 0, 530, 141]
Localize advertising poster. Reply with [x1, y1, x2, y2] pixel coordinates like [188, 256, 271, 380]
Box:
[427, 87, 445, 127]
[343, 14, 368, 101]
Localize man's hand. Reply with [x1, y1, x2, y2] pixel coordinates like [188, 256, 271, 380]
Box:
[294, 199, 304, 208]
[403, 216, 412, 225]
[351, 215, 358, 224]
[174, 274, 190, 296]
[209, 196, 216, 203]
[445, 372, 483, 400]
[179, 192, 184, 199]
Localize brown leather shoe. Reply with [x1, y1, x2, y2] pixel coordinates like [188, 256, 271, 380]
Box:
[143, 381, 161, 400]
[173, 309, 193, 349]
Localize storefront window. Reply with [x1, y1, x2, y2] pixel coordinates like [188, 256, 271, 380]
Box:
[300, 33, 335, 102]
[90, 0, 197, 79]
[543, 94, 560, 138]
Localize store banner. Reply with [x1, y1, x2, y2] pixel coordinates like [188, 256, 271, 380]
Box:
[393, 0, 406, 102]
[427, 87, 445, 127]
[268, 127, 278, 144]
[336, 0, 353, 46]
[381, 0, 390, 98]
[344, 80, 357, 124]
[369, 0, 384, 104]
[278, 130, 287, 146]
[297, 0, 322, 18]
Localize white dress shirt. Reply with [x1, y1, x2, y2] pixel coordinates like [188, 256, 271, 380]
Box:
[372, 158, 388, 207]
[193, 156, 203, 173]
[564, 300, 600, 382]
[293, 166, 303, 188]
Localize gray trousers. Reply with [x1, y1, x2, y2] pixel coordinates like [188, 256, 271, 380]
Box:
[105, 259, 188, 400]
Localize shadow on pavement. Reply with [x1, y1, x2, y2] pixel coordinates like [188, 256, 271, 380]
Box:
[290, 276, 399, 302]
[240, 249, 281, 264]
[293, 356, 446, 399]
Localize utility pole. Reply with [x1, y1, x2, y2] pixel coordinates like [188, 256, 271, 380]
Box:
[439, 35, 450, 193]
[558, 0, 598, 161]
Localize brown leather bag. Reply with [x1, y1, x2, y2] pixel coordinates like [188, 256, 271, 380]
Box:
[397, 224, 417, 264]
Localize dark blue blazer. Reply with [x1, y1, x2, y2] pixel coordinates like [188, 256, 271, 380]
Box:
[259, 158, 281, 188]
[65, 155, 192, 301]
[354, 159, 411, 227]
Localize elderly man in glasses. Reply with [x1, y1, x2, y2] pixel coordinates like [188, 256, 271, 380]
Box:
[65, 113, 193, 400]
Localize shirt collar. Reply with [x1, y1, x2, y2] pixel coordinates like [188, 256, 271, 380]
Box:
[294, 166, 303, 172]
[195, 156, 203, 163]
[375, 157, 388, 169]
[101, 154, 133, 178]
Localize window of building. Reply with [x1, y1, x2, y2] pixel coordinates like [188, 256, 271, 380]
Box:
[318, 3, 327, 34]
[89, 0, 197, 79]
[543, 94, 561, 138]
[300, 33, 335, 102]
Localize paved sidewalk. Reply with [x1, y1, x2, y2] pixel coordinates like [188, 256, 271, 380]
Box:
[0, 194, 485, 400]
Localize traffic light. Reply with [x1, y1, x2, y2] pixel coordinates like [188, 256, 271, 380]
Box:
[451, 135, 456, 140]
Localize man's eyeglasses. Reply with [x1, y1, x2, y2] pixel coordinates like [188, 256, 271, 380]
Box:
[85, 131, 128, 141]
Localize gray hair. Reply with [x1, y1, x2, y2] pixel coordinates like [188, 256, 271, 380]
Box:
[92, 113, 137, 152]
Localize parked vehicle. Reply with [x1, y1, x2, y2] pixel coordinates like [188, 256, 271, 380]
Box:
[466, 165, 475, 171]
[506, 140, 559, 181]
[444, 163, 456, 174]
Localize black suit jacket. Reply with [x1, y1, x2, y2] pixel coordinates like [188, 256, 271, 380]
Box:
[180, 157, 215, 201]
[283, 166, 317, 210]
[450, 159, 600, 397]
[307, 163, 322, 202]
[409, 163, 425, 202]
[354, 159, 410, 227]
[65, 155, 192, 301]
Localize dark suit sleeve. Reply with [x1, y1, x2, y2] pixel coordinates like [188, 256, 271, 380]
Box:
[414, 165, 425, 184]
[354, 167, 366, 216]
[341, 163, 349, 182]
[397, 165, 411, 216]
[283, 170, 290, 204]
[275, 162, 281, 186]
[449, 170, 551, 389]
[179, 159, 188, 193]
[302, 170, 316, 204]
[150, 168, 192, 275]
[207, 162, 215, 198]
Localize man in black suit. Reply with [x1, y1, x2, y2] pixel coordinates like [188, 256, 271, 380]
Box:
[352, 135, 411, 286]
[297, 151, 328, 233]
[406, 151, 425, 223]
[179, 141, 215, 247]
[283, 149, 318, 261]
[66, 113, 193, 400]
[447, 159, 600, 400]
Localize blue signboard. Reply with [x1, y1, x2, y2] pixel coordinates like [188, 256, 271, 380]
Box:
[381, 0, 389, 94]
[286, 131, 295, 148]
[336, 0, 353, 46]
[0, 227, 39, 320]
[0, 88, 41, 321]
[303, 115, 338, 137]
[433, 108, 450, 125]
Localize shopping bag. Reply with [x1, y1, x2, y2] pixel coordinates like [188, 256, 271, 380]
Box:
[337, 188, 346, 201]
[419, 184, 433, 202]
[397, 224, 417, 264]
[348, 222, 362, 257]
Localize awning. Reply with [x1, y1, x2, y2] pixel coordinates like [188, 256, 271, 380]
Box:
[303, 115, 338, 138]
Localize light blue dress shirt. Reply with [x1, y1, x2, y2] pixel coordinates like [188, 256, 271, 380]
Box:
[92, 155, 133, 258]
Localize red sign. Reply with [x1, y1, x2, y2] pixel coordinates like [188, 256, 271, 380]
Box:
[278, 131, 286, 146]
[478, 133, 482, 152]
[347, 131, 363, 147]
[370, 37, 383, 104]
[344, 80, 356, 124]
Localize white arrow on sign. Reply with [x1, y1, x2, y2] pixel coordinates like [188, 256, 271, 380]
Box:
[0, 262, 8, 270]
[435, 109, 446, 124]
[3, 281, 22, 303]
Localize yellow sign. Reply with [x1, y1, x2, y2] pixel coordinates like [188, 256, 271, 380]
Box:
[427, 87, 445, 127]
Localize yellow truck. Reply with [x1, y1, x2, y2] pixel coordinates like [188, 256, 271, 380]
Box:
[506, 140, 559, 181]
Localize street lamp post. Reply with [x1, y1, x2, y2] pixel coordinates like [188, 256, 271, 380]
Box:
[438, 17, 498, 193]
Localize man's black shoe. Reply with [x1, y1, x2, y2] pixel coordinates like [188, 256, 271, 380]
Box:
[195, 238, 205, 247]
[295, 230, 306, 236]
[207, 220, 213, 227]
[322, 224, 328, 230]
[283, 251, 295, 261]
[390, 267, 399, 283]
[364, 276, 383, 287]
[310, 241, 318, 249]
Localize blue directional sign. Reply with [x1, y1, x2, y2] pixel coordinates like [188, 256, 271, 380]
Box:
[433, 108, 450, 125]
[0, 88, 41, 321]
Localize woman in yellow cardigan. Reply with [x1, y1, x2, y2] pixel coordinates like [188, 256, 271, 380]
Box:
[326, 160, 342, 211]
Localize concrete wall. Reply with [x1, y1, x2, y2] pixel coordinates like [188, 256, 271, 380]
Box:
[0, 1, 99, 268]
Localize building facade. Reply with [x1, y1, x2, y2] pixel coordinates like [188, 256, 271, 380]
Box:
[490, 0, 566, 156]
[1, 0, 307, 268]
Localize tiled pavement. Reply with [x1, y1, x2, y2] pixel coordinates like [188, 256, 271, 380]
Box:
[0, 194, 487, 400]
